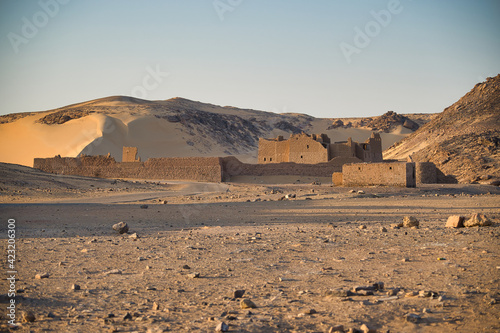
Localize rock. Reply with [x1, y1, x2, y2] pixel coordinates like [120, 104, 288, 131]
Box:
[352, 286, 375, 292]
[233, 290, 246, 298]
[240, 299, 257, 309]
[140, 204, 148, 209]
[182, 265, 191, 270]
[418, 290, 432, 297]
[464, 213, 492, 227]
[404, 313, 421, 323]
[215, 321, 229, 332]
[328, 325, 345, 333]
[357, 190, 365, 194]
[187, 272, 200, 278]
[123, 312, 132, 320]
[403, 216, 419, 228]
[358, 225, 367, 230]
[301, 309, 317, 315]
[35, 273, 49, 279]
[104, 269, 122, 275]
[327, 289, 354, 297]
[390, 223, 403, 229]
[128, 233, 139, 239]
[71, 284, 81, 291]
[386, 288, 400, 296]
[152, 302, 160, 311]
[112, 222, 129, 234]
[380, 227, 387, 232]
[446, 215, 464, 228]
[405, 291, 418, 297]
[373, 282, 384, 290]
[22, 311, 36, 322]
[360, 323, 376, 333]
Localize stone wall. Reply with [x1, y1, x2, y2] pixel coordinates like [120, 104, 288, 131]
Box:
[223, 156, 362, 180]
[122, 147, 140, 162]
[287, 134, 329, 164]
[34, 155, 224, 182]
[342, 162, 416, 187]
[415, 162, 437, 184]
[259, 132, 383, 165]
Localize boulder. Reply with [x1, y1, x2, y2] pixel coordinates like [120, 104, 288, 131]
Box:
[464, 213, 492, 227]
[112, 221, 129, 234]
[403, 216, 419, 228]
[445, 215, 464, 228]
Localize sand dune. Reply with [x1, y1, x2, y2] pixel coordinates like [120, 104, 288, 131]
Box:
[0, 97, 421, 167]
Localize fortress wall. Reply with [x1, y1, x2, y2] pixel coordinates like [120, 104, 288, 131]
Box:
[288, 136, 328, 164]
[258, 139, 289, 163]
[329, 142, 353, 160]
[342, 162, 416, 187]
[143, 158, 223, 182]
[222, 156, 362, 180]
[415, 162, 437, 184]
[122, 147, 140, 162]
[34, 156, 224, 182]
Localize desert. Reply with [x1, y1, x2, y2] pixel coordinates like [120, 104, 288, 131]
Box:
[1, 2, 499, 331]
[0, 75, 499, 333]
[1, 162, 500, 332]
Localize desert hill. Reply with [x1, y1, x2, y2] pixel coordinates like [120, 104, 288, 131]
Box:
[0, 97, 428, 167]
[384, 74, 500, 183]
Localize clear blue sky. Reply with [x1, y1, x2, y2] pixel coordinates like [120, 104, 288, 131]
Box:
[0, 0, 498, 118]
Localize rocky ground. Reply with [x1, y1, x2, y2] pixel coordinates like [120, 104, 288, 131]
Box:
[1, 178, 499, 332]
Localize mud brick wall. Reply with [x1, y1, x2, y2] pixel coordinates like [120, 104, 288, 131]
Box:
[34, 156, 224, 182]
[342, 162, 416, 187]
[415, 162, 437, 184]
[122, 147, 140, 162]
[142, 158, 223, 182]
[222, 156, 362, 180]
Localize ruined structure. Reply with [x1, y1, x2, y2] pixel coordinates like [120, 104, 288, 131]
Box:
[122, 147, 141, 162]
[333, 161, 439, 187]
[34, 144, 440, 185]
[342, 162, 416, 187]
[258, 132, 382, 164]
[34, 155, 224, 183]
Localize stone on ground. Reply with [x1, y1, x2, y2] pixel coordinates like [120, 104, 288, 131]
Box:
[445, 215, 464, 228]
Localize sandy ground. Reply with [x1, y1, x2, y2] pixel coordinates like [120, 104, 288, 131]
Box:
[1, 169, 500, 332]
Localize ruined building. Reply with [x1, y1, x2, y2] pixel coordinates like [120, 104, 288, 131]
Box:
[258, 132, 383, 164]
[122, 146, 141, 162]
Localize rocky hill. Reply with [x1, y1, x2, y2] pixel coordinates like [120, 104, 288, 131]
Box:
[0, 96, 430, 167]
[327, 111, 434, 132]
[384, 74, 500, 184]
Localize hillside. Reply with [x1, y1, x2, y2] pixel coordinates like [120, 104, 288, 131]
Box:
[0, 97, 428, 167]
[384, 74, 500, 183]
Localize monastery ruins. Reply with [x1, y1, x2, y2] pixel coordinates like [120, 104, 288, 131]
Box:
[258, 132, 382, 164]
[34, 132, 442, 187]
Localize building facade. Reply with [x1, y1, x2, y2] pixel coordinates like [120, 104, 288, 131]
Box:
[258, 132, 382, 164]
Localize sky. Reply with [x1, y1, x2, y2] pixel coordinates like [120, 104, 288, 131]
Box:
[0, 0, 499, 118]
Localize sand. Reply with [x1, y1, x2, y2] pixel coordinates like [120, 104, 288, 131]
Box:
[1, 164, 499, 332]
[0, 98, 412, 167]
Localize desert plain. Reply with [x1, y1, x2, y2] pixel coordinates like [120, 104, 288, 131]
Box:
[0, 164, 499, 333]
